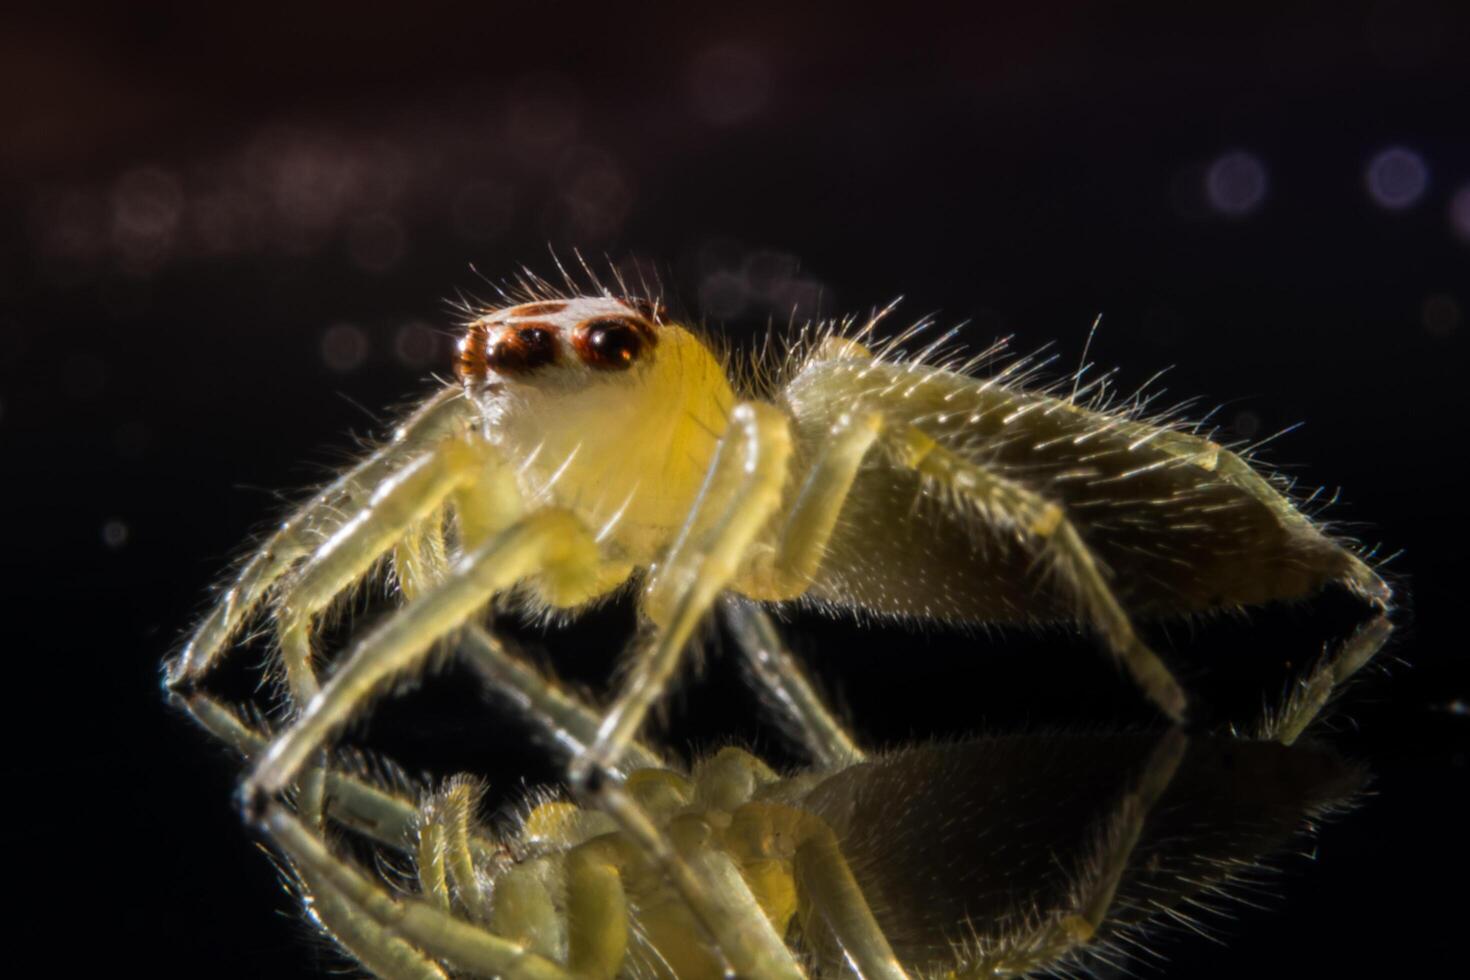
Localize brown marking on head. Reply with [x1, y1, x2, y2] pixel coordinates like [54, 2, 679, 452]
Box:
[572, 314, 657, 371]
[508, 301, 568, 317]
[456, 321, 493, 382]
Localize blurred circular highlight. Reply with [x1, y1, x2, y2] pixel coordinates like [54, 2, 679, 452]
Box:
[1204, 151, 1268, 217]
[1365, 147, 1429, 210]
[321, 322, 369, 373]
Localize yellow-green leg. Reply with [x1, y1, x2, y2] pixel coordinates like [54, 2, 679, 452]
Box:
[892, 424, 1188, 723]
[268, 433, 507, 825]
[417, 777, 491, 922]
[712, 409, 891, 768]
[273, 435, 512, 707]
[575, 402, 881, 786]
[721, 598, 865, 768]
[167, 387, 470, 687]
[458, 624, 668, 773]
[266, 805, 576, 980]
[595, 781, 809, 980]
[391, 509, 671, 772]
[177, 691, 498, 857]
[574, 402, 793, 786]
[247, 505, 608, 800]
[295, 853, 450, 980]
[730, 801, 910, 980]
[1260, 612, 1394, 744]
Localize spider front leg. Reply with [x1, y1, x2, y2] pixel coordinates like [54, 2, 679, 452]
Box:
[256, 425, 518, 822]
[270, 429, 523, 707]
[245, 501, 610, 802]
[266, 804, 579, 980]
[167, 387, 471, 689]
[708, 409, 885, 770]
[570, 402, 794, 787]
[721, 597, 866, 768]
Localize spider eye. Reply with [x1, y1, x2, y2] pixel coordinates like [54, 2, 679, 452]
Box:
[576, 316, 649, 371]
[486, 324, 559, 375]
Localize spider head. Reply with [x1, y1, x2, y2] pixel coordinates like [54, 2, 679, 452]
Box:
[456, 297, 663, 390]
[455, 296, 736, 541]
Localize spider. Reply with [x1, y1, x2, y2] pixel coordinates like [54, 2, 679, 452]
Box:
[174, 597, 1376, 979]
[165, 267, 1392, 881]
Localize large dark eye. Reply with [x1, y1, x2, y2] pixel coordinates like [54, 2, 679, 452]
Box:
[576, 316, 648, 371]
[486, 324, 559, 374]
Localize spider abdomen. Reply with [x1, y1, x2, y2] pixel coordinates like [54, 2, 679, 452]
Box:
[783, 356, 1371, 624]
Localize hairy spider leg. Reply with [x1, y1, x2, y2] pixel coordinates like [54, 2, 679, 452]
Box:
[573, 403, 882, 786]
[774, 341, 1397, 738]
[176, 678, 654, 975]
[264, 427, 511, 823]
[458, 626, 669, 773]
[569, 402, 793, 784]
[390, 501, 668, 773]
[267, 806, 579, 980]
[417, 778, 490, 923]
[889, 423, 1188, 722]
[271, 433, 518, 705]
[1257, 612, 1395, 745]
[721, 598, 866, 768]
[246, 503, 607, 797]
[183, 694, 522, 978]
[727, 795, 909, 980]
[172, 391, 473, 827]
[238, 412, 813, 977]
[895, 422, 1396, 741]
[192, 644, 827, 977]
[293, 847, 451, 980]
[175, 616, 674, 857]
[167, 386, 472, 688]
[243, 398, 790, 793]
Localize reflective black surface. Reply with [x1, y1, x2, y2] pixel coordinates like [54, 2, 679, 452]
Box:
[4, 3, 1467, 975]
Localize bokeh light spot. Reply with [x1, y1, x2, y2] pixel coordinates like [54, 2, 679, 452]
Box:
[689, 43, 772, 125]
[111, 167, 184, 274]
[394, 321, 441, 369]
[321, 323, 369, 372]
[1421, 293, 1461, 338]
[1232, 410, 1262, 439]
[102, 520, 130, 549]
[699, 270, 748, 319]
[1204, 151, 1268, 217]
[1365, 147, 1429, 209]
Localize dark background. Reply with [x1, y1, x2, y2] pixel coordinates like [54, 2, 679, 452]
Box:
[3, 2, 1467, 975]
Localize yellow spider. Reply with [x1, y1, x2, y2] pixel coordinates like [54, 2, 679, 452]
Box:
[165, 266, 1392, 976]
